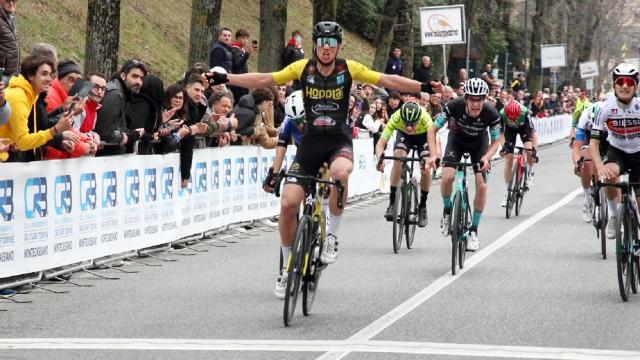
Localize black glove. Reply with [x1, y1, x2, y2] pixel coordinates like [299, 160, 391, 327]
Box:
[207, 72, 229, 86]
[262, 167, 277, 193]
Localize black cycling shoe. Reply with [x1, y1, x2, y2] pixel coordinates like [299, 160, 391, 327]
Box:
[384, 204, 394, 221]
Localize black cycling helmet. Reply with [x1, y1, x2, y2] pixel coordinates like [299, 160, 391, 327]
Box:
[312, 21, 343, 43]
[399, 101, 421, 125]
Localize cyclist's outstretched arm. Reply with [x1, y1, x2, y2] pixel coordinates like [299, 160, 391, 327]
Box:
[376, 74, 438, 94]
[228, 73, 278, 89]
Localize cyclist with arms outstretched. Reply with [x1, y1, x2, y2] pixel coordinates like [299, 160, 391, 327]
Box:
[426, 79, 501, 251]
[375, 101, 433, 227]
[209, 21, 440, 298]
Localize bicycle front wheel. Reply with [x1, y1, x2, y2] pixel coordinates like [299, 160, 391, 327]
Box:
[303, 216, 324, 316]
[515, 167, 525, 216]
[284, 215, 310, 326]
[599, 187, 608, 259]
[450, 193, 462, 275]
[616, 207, 632, 301]
[392, 179, 406, 254]
[405, 179, 419, 249]
[506, 163, 517, 219]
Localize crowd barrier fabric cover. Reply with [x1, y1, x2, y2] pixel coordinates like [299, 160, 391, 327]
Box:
[0, 139, 378, 278]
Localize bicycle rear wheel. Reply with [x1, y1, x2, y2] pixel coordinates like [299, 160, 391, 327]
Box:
[284, 216, 310, 326]
[599, 187, 608, 259]
[450, 193, 462, 275]
[616, 207, 632, 301]
[405, 179, 419, 249]
[392, 179, 406, 254]
[515, 168, 526, 216]
[303, 218, 322, 316]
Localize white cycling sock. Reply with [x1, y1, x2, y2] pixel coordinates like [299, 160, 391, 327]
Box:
[328, 213, 341, 236]
[583, 187, 591, 197]
[607, 200, 618, 218]
[281, 246, 291, 271]
[528, 164, 534, 176]
[505, 182, 510, 191]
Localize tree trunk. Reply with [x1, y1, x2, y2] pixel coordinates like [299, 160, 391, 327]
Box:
[313, 0, 338, 25]
[85, 0, 121, 77]
[188, 0, 222, 67]
[372, 0, 402, 72]
[527, 0, 547, 93]
[392, 0, 413, 78]
[258, 0, 287, 72]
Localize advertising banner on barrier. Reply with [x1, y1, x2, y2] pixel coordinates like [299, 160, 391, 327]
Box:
[0, 140, 378, 278]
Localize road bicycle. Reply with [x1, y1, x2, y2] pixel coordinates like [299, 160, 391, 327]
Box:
[442, 154, 482, 275]
[505, 146, 534, 219]
[591, 174, 608, 259]
[599, 178, 640, 301]
[378, 148, 423, 253]
[274, 165, 344, 326]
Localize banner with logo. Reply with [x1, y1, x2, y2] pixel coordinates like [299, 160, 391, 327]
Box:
[579, 60, 599, 79]
[540, 44, 567, 68]
[419, 5, 466, 46]
[0, 140, 379, 278]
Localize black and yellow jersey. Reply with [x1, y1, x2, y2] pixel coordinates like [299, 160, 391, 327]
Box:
[272, 58, 381, 138]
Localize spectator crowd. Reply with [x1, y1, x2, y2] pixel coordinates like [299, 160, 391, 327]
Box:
[0, 0, 592, 186]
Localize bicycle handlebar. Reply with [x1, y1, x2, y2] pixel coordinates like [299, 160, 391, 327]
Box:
[272, 170, 346, 209]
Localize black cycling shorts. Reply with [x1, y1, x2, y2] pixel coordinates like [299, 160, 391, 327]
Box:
[442, 133, 488, 174]
[393, 132, 430, 157]
[605, 146, 640, 195]
[285, 135, 353, 185]
[502, 121, 534, 154]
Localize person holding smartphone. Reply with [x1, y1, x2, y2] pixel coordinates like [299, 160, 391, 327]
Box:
[229, 29, 255, 103]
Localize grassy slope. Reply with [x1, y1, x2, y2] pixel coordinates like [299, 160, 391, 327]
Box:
[18, 0, 375, 82]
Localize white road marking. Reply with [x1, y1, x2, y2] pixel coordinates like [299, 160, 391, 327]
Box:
[1, 338, 639, 359]
[317, 187, 582, 360]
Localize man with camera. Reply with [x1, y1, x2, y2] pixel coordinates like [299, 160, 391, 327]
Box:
[229, 28, 257, 106]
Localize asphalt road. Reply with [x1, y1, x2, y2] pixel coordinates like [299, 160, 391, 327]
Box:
[2, 140, 640, 360]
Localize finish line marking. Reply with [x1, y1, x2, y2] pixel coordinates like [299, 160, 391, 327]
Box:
[317, 187, 582, 360]
[0, 338, 639, 359]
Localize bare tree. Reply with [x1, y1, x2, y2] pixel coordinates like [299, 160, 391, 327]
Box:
[372, 0, 402, 71]
[85, 0, 121, 76]
[392, 0, 413, 77]
[313, 0, 338, 25]
[258, 0, 287, 72]
[188, 0, 222, 67]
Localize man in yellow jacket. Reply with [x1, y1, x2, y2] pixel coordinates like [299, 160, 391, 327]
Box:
[0, 54, 73, 161]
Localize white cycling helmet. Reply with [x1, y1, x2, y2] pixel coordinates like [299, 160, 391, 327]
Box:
[612, 63, 638, 83]
[463, 78, 489, 97]
[285, 90, 305, 123]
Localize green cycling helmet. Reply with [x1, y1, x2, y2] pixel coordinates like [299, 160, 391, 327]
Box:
[399, 101, 421, 125]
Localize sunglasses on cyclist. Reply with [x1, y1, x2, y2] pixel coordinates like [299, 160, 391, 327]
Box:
[315, 37, 339, 48]
[615, 76, 636, 87]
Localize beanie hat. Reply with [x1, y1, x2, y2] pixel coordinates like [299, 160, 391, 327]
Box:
[57, 59, 82, 80]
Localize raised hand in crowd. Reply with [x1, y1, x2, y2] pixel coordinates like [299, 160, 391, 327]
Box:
[134, 128, 145, 137]
[190, 122, 208, 135]
[53, 112, 75, 135]
[119, 134, 128, 147]
[218, 132, 230, 147]
[0, 138, 11, 153]
[162, 107, 179, 123]
[229, 130, 238, 142]
[177, 125, 191, 139]
[61, 130, 80, 144]
[61, 139, 75, 153]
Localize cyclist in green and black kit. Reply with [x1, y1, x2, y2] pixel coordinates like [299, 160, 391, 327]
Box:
[375, 101, 433, 227]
